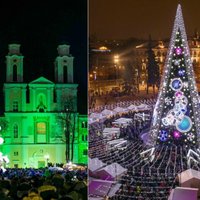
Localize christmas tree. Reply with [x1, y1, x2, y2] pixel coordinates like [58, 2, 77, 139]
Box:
[148, 4, 200, 147]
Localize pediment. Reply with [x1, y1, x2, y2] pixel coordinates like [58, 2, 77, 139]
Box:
[29, 76, 54, 84]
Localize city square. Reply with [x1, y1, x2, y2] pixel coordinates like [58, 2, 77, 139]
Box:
[89, 1, 200, 200]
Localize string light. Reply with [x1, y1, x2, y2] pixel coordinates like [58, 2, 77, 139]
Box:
[149, 4, 200, 146]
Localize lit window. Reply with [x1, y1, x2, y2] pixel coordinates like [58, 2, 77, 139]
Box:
[13, 124, 18, 138]
[83, 149, 87, 155]
[81, 121, 87, 128]
[13, 101, 18, 111]
[37, 122, 46, 134]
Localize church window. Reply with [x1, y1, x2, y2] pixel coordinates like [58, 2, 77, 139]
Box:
[36, 122, 46, 134]
[81, 121, 87, 128]
[63, 66, 68, 83]
[13, 101, 18, 111]
[13, 124, 18, 138]
[26, 86, 30, 103]
[53, 89, 57, 103]
[13, 65, 17, 82]
[83, 149, 88, 155]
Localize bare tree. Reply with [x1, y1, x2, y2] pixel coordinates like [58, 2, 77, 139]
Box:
[58, 94, 77, 163]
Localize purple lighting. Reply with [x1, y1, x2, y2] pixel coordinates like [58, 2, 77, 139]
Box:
[175, 91, 183, 97]
[173, 130, 181, 139]
[175, 48, 182, 55]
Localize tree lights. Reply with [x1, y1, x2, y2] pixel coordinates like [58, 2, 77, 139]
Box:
[148, 4, 200, 147]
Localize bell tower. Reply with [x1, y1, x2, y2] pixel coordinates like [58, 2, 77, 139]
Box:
[54, 44, 78, 112]
[6, 44, 24, 82]
[55, 44, 74, 83]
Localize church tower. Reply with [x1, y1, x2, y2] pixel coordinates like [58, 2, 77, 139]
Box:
[55, 44, 74, 83]
[54, 44, 78, 112]
[6, 44, 24, 82]
[4, 44, 27, 112]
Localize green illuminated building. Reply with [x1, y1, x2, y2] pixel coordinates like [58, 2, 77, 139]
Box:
[0, 44, 88, 168]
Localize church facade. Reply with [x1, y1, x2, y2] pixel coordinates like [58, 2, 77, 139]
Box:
[0, 44, 87, 168]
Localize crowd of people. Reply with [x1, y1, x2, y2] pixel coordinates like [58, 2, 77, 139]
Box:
[0, 166, 87, 200]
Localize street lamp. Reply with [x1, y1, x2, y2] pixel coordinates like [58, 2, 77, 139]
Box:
[114, 55, 119, 84]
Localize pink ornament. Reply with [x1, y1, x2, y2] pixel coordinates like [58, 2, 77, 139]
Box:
[175, 91, 183, 97]
[173, 130, 181, 139]
[175, 48, 182, 55]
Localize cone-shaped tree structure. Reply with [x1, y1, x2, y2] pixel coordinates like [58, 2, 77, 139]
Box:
[148, 4, 200, 147]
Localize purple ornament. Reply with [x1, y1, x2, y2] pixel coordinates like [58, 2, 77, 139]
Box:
[173, 130, 181, 139]
[175, 48, 182, 55]
[175, 91, 183, 97]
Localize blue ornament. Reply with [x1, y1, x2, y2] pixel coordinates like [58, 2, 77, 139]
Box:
[159, 130, 168, 142]
[172, 80, 181, 89]
[170, 78, 183, 91]
[178, 69, 185, 76]
[176, 116, 192, 132]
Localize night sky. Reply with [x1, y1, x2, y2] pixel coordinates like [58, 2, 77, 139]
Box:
[0, 1, 87, 114]
[90, 0, 200, 40]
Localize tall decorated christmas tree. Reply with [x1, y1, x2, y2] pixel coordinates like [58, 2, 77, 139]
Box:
[148, 4, 200, 147]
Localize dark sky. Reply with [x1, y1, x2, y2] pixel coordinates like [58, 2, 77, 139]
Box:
[0, 1, 87, 114]
[90, 0, 200, 40]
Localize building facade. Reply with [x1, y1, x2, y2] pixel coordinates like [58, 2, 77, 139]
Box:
[89, 33, 200, 94]
[0, 44, 87, 168]
[133, 32, 200, 89]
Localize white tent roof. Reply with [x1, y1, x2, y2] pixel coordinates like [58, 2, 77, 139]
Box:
[112, 118, 132, 126]
[89, 158, 106, 172]
[114, 118, 132, 122]
[113, 107, 127, 113]
[90, 112, 101, 118]
[137, 103, 151, 110]
[127, 104, 138, 111]
[97, 162, 127, 178]
[178, 168, 200, 184]
[103, 128, 120, 134]
[101, 109, 115, 116]
[107, 138, 125, 145]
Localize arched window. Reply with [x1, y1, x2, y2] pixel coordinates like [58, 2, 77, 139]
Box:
[81, 121, 87, 128]
[63, 66, 68, 83]
[13, 65, 17, 82]
[13, 124, 18, 138]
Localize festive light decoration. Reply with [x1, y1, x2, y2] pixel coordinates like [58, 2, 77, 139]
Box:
[159, 130, 168, 142]
[176, 116, 192, 132]
[174, 59, 181, 66]
[175, 91, 183, 97]
[175, 47, 182, 55]
[165, 97, 172, 105]
[187, 133, 195, 141]
[178, 69, 185, 76]
[170, 78, 183, 91]
[149, 4, 200, 147]
[173, 130, 181, 139]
